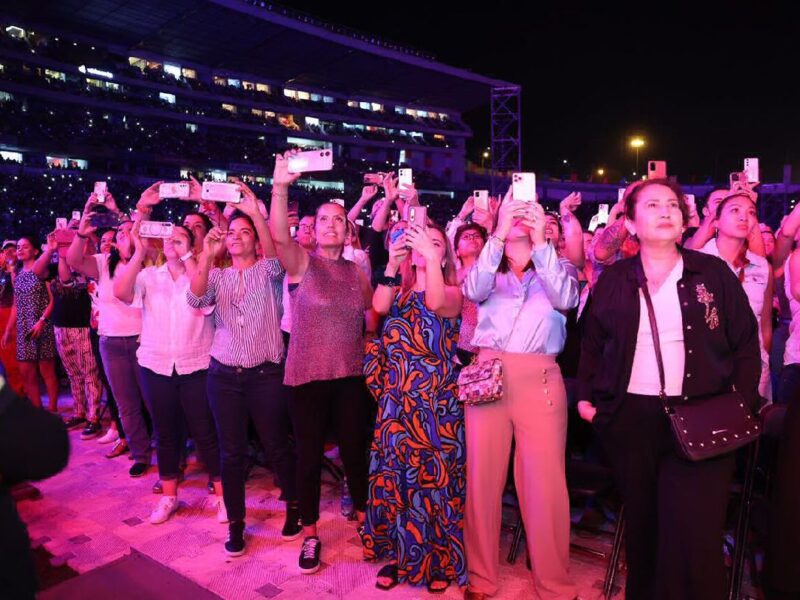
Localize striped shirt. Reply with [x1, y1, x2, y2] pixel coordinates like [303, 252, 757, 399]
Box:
[186, 257, 285, 368]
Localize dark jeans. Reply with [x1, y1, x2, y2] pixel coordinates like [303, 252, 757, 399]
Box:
[140, 367, 220, 482]
[596, 394, 735, 600]
[207, 358, 296, 522]
[99, 336, 150, 462]
[777, 362, 800, 406]
[90, 328, 124, 436]
[289, 376, 370, 526]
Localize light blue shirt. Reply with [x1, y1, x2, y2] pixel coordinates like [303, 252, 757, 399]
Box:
[463, 238, 579, 355]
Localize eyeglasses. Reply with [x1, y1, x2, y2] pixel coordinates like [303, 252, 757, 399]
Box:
[460, 233, 483, 241]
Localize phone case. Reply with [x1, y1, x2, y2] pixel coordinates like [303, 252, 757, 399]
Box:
[512, 173, 537, 203]
[139, 221, 175, 239]
[287, 150, 333, 174]
[744, 158, 759, 184]
[398, 168, 413, 188]
[159, 182, 191, 199]
[474, 190, 489, 211]
[647, 161, 667, 179]
[201, 182, 241, 203]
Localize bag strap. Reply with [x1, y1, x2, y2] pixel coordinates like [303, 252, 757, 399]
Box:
[636, 266, 668, 401]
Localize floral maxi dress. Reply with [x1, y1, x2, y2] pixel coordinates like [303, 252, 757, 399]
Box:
[362, 290, 467, 587]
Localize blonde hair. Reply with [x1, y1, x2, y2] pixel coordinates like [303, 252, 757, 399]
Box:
[400, 223, 458, 292]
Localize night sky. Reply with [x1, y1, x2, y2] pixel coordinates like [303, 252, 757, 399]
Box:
[283, 2, 800, 184]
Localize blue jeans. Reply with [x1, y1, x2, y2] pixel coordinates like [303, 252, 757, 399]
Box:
[207, 358, 297, 522]
[99, 336, 151, 463]
[140, 367, 220, 482]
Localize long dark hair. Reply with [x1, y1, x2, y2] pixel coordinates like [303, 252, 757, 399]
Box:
[108, 246, 122, 278]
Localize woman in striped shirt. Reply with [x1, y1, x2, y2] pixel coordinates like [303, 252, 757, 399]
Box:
[187, 183, 299, 557]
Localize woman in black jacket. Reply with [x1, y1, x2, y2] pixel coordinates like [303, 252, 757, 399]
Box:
[577, 178, 761, 600]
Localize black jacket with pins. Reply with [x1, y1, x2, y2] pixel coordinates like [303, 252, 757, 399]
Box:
[578, 248, 761, 428]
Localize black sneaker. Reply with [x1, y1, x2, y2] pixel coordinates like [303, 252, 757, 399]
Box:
[80, 421, 102, 440]
[63, 416, 87, 430]
[298, 536, 321, 574]
[129, 463, 149, 478]
[225, 521, 246, 557]
[281, 503, 302, 541]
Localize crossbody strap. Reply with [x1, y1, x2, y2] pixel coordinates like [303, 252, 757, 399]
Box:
[635, 267, 667, 401]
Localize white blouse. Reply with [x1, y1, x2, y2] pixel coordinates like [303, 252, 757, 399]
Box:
[628, 258, 685, 396]
[94, 253, 142, 338]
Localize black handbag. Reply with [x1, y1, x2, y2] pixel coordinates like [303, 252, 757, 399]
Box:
[638, 272, 760, 461]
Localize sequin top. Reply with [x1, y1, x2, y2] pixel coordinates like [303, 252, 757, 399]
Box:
[284, 253, 365, 386]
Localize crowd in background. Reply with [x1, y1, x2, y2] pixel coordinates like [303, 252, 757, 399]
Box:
[2, 151, 799, 600]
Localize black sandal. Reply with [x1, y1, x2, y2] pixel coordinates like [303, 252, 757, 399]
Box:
[427, 579, 450, 594]
[375, 564, 399, 591]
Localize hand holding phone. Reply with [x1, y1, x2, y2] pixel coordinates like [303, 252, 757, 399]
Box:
[473, 190, 489, 212]
[139, 221, 175, 239]
[647, 161, 667, 180]
[93, 181, 107, 203]
[158, 182, 191, 200]
[201, 181, 241, 204]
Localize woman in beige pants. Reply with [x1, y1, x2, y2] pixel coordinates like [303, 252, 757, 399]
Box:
[462, 189, 579, 600]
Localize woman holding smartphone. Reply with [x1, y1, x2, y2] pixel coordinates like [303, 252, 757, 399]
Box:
[269, 149, 373, 575]
[67, 190, 152, 478]
[462, 188, 579, 600]
[363, 222, 465, 593]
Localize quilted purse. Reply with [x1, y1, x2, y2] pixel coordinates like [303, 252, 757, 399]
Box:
[457, 357, 503, 405]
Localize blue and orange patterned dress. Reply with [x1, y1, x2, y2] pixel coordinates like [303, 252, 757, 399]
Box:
[362, 289, 467, 587]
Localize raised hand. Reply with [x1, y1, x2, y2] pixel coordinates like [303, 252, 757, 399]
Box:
[273, 150, 303, 188]
[560, 192, 581, 216]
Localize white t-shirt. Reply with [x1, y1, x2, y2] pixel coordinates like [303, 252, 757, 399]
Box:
[94, 253, 142, 337]
[628, 258, 685, 396]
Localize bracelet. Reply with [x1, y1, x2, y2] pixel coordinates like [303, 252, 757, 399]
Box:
[76, 233, 89, 240]
[376, 273, 402, 287]
[491, 234, 506, 244]
[179, 251, 194, 263]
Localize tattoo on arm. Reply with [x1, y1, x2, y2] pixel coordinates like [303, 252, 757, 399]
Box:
[562, 213, 572, 225]
[596, 218, 626, 256]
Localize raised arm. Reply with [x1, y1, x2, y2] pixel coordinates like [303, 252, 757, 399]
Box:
[406, 225, 462, 318]
[113, 222, 147, 304]
[371, 175, 399, 233]
[267, 150, 308, 279]
[234, 179, 276, 259]
[347, 185, 378, 223]
[189, 227, 223, 303]
[591, 201, 627, 263]
[66, 196, 100, 279]
[372, 234, 408, 316]
[525, 202, 579, 310]
[559, 192, 585, 269]
[32, 233, 57, 280]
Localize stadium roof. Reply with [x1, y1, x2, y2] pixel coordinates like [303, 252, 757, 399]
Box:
[1, 0, 518, 112]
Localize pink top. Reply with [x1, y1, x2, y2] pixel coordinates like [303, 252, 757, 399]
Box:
[284, 253, 365, 386]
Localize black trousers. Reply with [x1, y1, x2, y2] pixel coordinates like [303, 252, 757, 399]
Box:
[207, 359, 297, 522]
[596, 394, 735, 600]
[289, 376, 371, 526]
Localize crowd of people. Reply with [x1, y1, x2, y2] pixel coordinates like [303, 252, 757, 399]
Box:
[1, 150, 799, 600]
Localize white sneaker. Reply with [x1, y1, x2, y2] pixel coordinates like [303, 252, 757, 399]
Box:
[150, 496, 178, 524]
[97, 428, 120, 445]
[216, 497, 229, 523]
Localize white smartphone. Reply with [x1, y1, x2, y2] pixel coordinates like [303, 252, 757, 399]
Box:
[289, 226, 297, 237]
[71, 210, 81, 221]
[617, 188, 626, 203]
[93, 181, 107, 203]
[139, 221, 175, 239]
[685, 193, 696, 206]
[398, 168, 413, 188]
[588, 214, 600, 233]
[473, 190, 489, 211]
[512, 172, 537, 203]
[355, 219, 364, 226]
[55, 218, 68, 230]
[330, 198, 345, 207]
[389, 209, 399, 224]
[159, 182, 191, 199]
[201, 181, 241, 203]
[287, 149, 333, 174]
[598, 204, 610, 224]
[744, 158, 759, 184]
[647, 161, 667, 179]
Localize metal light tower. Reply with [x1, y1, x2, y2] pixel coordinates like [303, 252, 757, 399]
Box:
[490, 86, 522, 196]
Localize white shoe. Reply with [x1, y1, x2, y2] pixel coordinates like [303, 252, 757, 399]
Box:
[97, 428, 120, 445]
[150, 496, 178, 524]
[216, 497, 229, 523]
